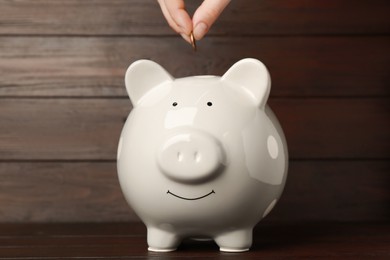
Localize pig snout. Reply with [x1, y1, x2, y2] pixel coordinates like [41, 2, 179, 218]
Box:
[157, 131, 225, 183]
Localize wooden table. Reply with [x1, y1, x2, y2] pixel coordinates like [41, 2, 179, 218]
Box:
[1, 222, 389, 259]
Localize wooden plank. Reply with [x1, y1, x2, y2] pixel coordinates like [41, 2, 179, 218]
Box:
[0, 223, 145, 237]
[0, 162, 134, 222]
[3, 221, 381, 239]
[0, 0, 388, 36]
[0, 36, 389, 97]
[271, 160, 390, 222]
[0, 223, 389, 258]
[0, 98, 388, 160]
[270, 98, 390, 159]
[0, 161, 388, 222]
[0, 99, 130, 160]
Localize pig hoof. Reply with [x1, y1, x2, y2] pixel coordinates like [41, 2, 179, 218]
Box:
[220, 247, 250, 252]
[148, 247, 177, 252]
[147, 228, 180, 252]
[215, 229, 252, 252]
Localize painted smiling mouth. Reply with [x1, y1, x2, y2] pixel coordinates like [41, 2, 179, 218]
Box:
[167, 190, 215, 201]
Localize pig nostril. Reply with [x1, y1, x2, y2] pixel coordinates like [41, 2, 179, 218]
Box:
[194, 151, 201, 163]
[177, 152, 183, 162]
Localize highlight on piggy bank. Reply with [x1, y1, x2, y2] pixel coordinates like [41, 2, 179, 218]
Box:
[117, 58, 288, 252]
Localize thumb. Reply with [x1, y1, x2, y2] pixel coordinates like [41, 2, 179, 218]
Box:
[192, 0, 230, 40]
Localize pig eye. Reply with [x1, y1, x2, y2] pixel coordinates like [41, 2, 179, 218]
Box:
[172, 102, 178, 107]
[207, 102, 213, 107]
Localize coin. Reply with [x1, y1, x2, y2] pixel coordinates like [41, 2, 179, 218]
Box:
[190, 32, 197, 52]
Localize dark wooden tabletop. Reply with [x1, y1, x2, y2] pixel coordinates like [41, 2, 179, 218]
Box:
[1, 222, 389, 259]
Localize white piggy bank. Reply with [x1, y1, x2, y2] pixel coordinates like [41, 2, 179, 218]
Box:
[117, 58, 288, 252]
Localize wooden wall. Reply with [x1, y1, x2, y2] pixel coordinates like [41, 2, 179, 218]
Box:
[0, 0, 389, 222]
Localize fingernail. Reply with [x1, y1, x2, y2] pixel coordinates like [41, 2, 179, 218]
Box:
[193, 22, 208, 40]
[180, 33, 191, 44]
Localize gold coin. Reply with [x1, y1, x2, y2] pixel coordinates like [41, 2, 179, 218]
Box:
[190, 32, 197, 52]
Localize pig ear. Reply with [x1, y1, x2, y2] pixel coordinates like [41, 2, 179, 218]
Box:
[222, 58, 271, 109]
[125, 60, 173, 106]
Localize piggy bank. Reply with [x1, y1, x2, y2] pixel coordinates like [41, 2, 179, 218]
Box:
[117, 58, 288, 252]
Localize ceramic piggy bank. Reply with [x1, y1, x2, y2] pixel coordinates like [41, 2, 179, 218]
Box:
[117, 58, 288, 252]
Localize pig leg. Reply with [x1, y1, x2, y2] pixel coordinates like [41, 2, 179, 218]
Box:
[147, 227, 181, 252]
[214, 228, 253, 252]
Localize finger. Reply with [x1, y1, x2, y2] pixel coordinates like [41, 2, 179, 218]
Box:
[192, 0, 231, 40]
[157, 0, 182, 33]
[163, 0, 193, 35]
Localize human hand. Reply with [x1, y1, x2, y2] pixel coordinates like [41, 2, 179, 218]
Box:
[157, 0, 230, 43]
